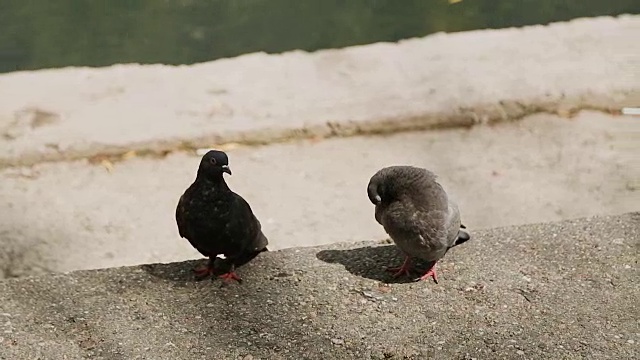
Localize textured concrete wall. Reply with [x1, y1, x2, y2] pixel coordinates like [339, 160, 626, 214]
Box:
[0, 15, 638, 167]
[0, 213, 638, 359]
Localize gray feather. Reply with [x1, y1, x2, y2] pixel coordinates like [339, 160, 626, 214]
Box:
[368, 166, 469, 262]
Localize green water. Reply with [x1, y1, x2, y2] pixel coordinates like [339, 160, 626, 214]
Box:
[0, 0, 637, 73]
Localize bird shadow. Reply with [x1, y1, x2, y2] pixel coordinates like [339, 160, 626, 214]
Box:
[315, 244, 437, 284]
[141, 250, 266, 284]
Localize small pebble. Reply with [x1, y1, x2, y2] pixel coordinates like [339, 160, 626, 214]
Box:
[627, 340, 635, 345]
[516, 350, 525, 355]
[331, 338, 344, 346]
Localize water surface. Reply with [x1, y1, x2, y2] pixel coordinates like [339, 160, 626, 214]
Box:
[0, 0, 637, 73]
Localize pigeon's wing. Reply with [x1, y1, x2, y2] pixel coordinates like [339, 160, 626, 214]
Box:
[414, 209, 451, 249]
[228, 193, 269, 254]
[405, 182, 459, 252]
[251, 217, 269, 251]
[175, 193, 191, 239]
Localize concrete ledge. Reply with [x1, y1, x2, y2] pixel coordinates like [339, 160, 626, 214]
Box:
[1, 213, 638, 359]
[1, 15, 639, 168]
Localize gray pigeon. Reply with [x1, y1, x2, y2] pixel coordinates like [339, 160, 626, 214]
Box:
[367, 166, 470, 283]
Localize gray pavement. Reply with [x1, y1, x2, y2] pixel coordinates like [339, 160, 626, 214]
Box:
[1, 212, 638, 359]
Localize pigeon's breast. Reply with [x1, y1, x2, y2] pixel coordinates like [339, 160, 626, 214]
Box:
[184, 191, 235, 238]
[380, 205, 448, 261]
[388, 229, 447, 262]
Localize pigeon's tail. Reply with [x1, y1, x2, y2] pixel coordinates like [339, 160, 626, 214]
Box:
[254, 230, 269, 252]
[453, 226, 471, 247]
[232, 247, 268, 269]
[444, 227, 470, 256]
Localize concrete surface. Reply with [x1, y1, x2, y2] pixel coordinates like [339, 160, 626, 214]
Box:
[1, 111, 638, 278]
[0, 15, 639, 168]
[0, 213, 638, 360]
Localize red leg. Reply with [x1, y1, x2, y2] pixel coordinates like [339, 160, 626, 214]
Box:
[218, 265, 243, 284]
[415, 261, 438, 284]
[386, 256, 412, 278]
[193, 258, 214, 279]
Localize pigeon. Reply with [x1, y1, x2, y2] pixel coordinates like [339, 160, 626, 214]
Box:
[367, 166, 470, 283]
[176, 150, 268, 284]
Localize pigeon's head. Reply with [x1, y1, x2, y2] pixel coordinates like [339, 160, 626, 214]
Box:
[367, 166, 434, 205]
[367, 172, 387, 205]
[197, 150, 231, 179]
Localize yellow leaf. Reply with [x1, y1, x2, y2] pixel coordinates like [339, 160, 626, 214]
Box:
[121, 150, 137, 160]
[100, 159, 114, 173]
[217, 142, 241, 151]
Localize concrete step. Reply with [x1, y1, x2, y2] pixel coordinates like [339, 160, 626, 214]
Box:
[0, 213, 638, 359]
[1, 111, 637, 278]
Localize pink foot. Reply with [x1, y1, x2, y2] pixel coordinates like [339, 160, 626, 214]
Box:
[386, 256, 412, 278]
[415, 263, 438, 284]
[219, 271, 243, 284]
[193, 263, 213, 279]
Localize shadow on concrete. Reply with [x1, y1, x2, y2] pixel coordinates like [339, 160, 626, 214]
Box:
[2, 250, 319, 358]
[141, 250, 267, 284]
[138, 252, 320, 357]
[315, 244, 440, 284]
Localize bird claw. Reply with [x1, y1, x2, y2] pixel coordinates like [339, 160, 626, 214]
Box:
[414, 267, 438, 284]
[193, 265, 214, 280]
[218, 271, 243, 284]
[386, 256, 413, 278]
[386, 265, 412, 278]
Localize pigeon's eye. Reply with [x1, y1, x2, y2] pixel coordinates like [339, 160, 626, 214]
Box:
[209, 158, 217, 165]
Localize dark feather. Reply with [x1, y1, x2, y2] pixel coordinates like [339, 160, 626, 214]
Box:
[176, 150, 268, 268]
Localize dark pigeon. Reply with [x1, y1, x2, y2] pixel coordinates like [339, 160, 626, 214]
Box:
[176, 150, 268, 283]
[367, 166, 470, 283]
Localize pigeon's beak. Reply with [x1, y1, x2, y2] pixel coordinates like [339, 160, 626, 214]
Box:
[221, 165, 232, 175]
